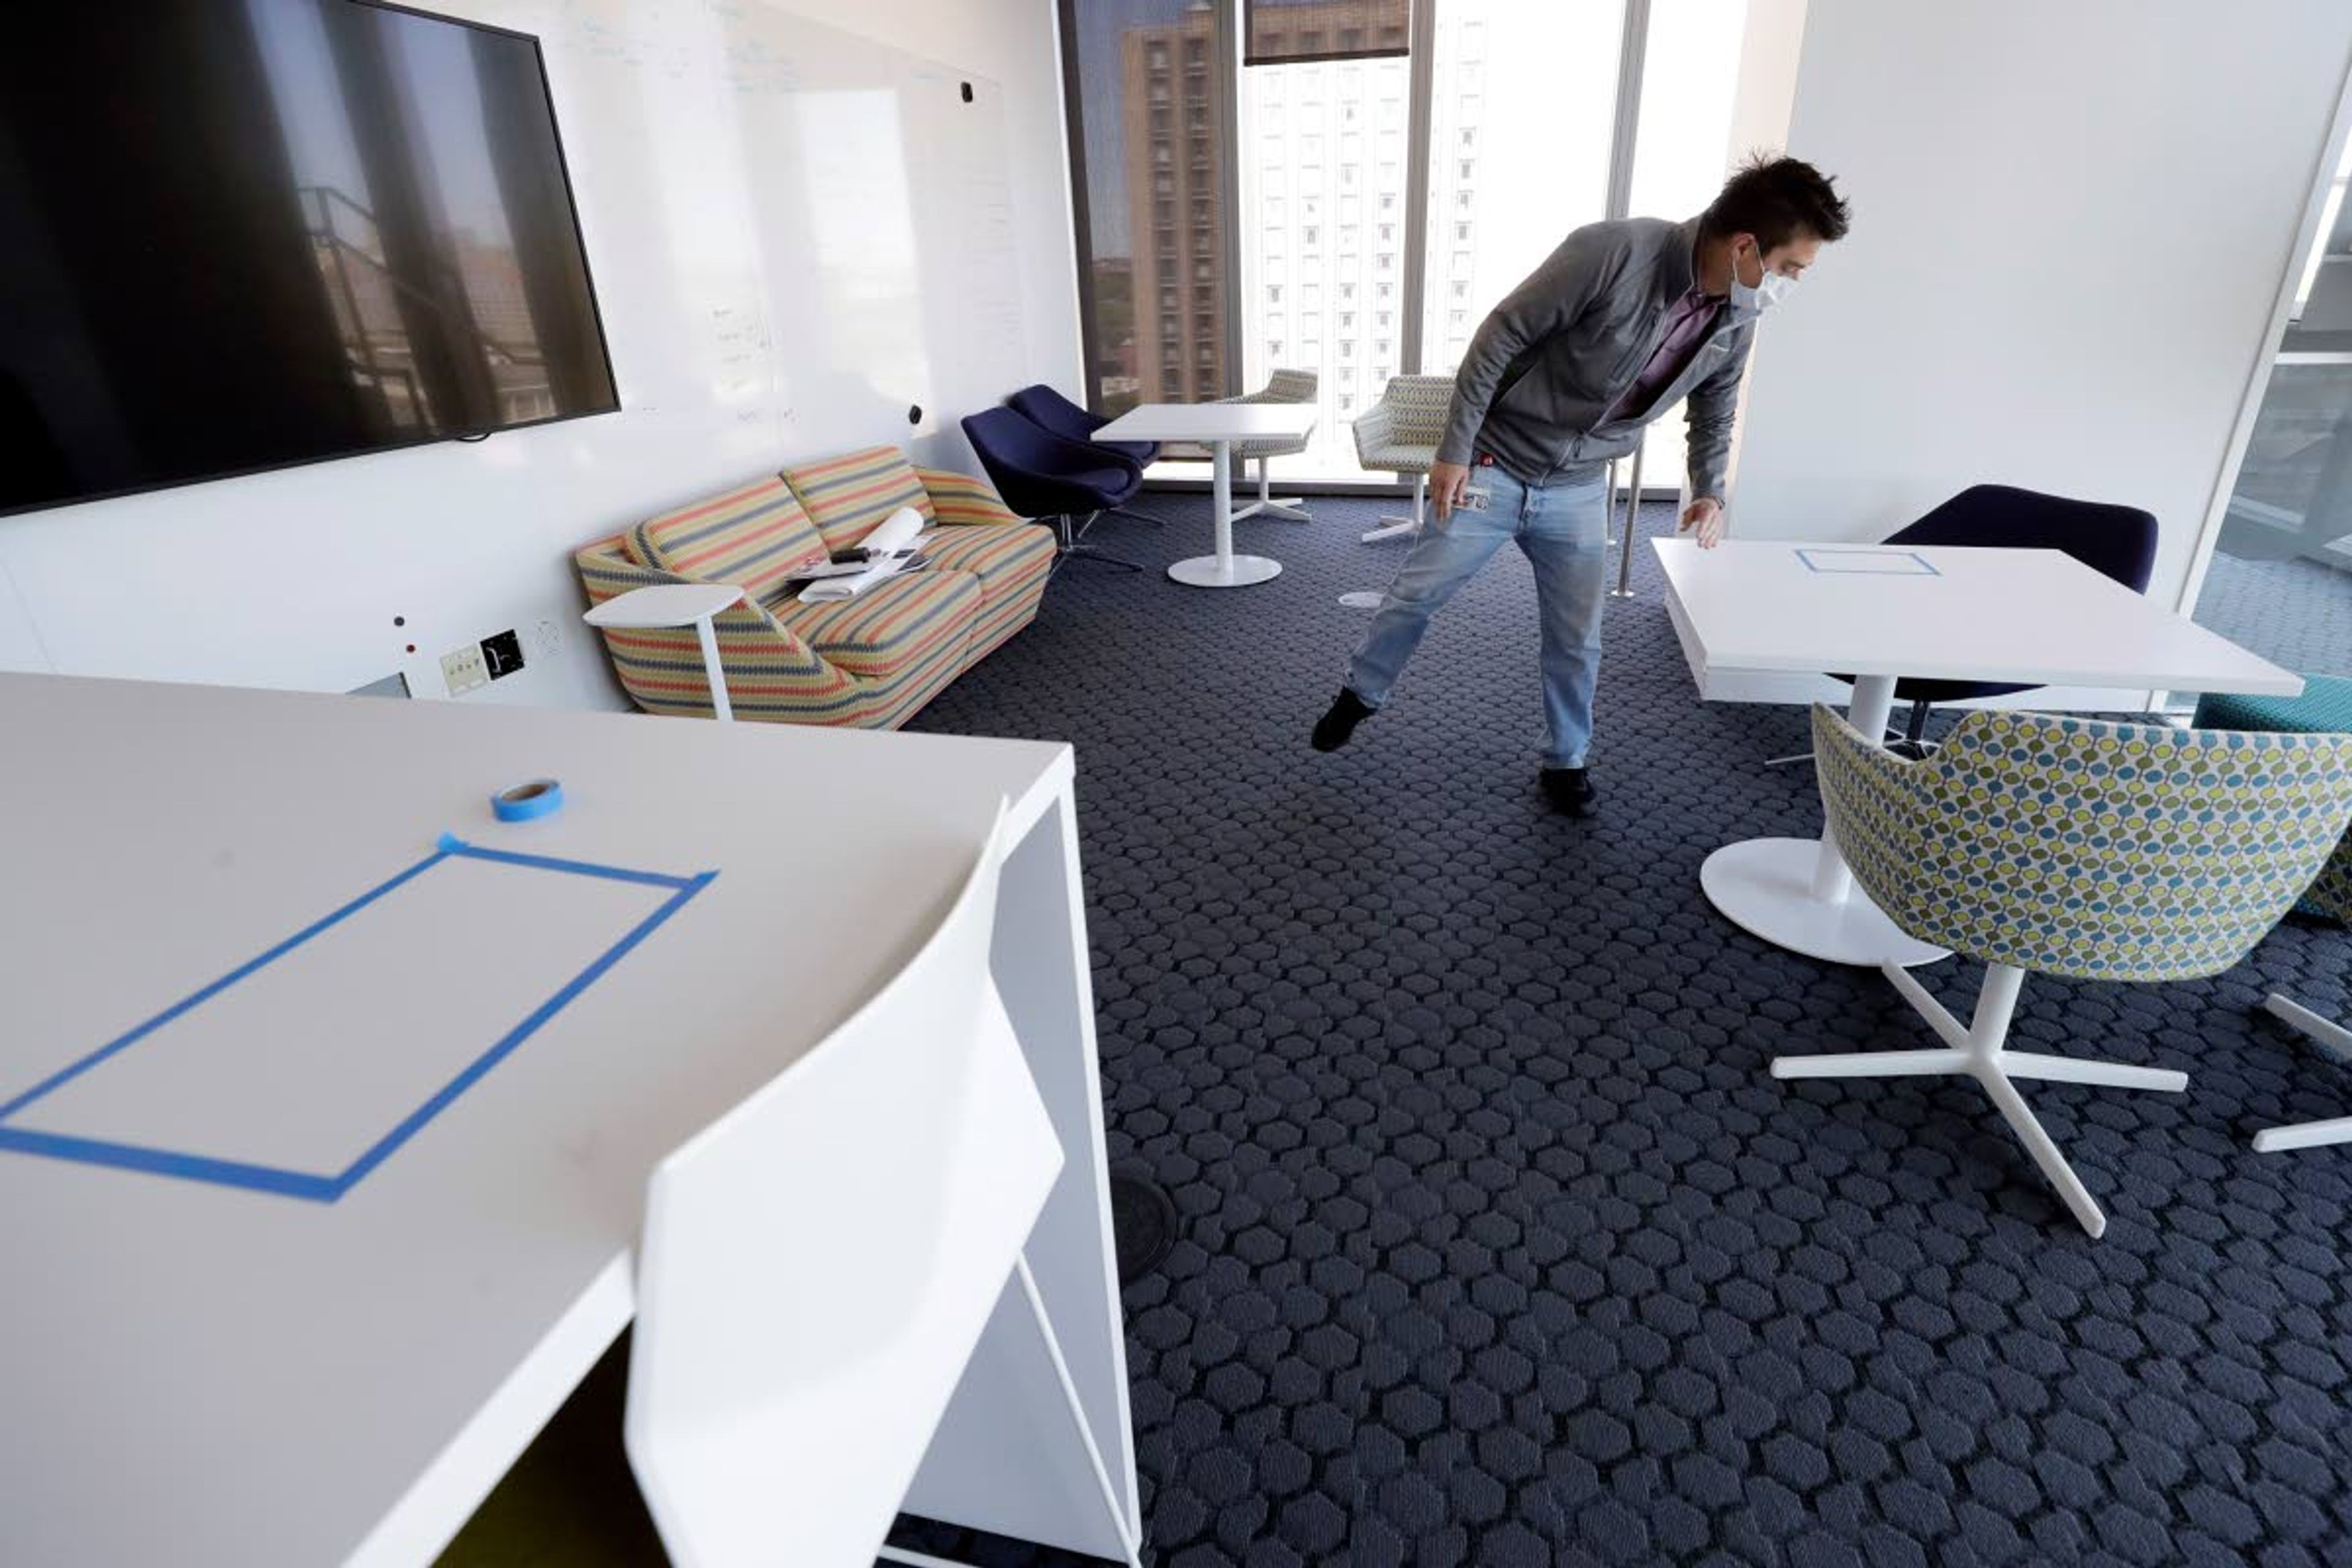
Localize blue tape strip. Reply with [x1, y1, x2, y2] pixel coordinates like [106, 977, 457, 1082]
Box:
[0, 846, 717, 1201]
[440, 837, 701, 891]
[0, 850, 452, 1123]
[1794, 547, 1941, 577]
[333, 872, 716, 1196]
[0, 1126, 341, 1202]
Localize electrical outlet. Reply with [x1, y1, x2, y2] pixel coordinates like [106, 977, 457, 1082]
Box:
[533, 618, 562, 660]
[481, 628, 525, 681]
[440, 643, 489, 696]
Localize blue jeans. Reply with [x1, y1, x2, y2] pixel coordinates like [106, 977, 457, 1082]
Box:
[1346, 462, 1610, 769]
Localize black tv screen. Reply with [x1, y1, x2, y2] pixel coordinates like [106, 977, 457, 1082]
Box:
[0, 0, 619, 518]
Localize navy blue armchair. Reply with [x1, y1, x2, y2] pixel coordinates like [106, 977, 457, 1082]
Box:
[1009, 383, 1158, 465]
[961, 407, 1142, 572]
[1006, 384, 1167, 532]
[1844, 484, 2160, 756]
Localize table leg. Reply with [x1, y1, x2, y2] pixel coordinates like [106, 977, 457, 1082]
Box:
[1807, 672, 1899, 903]
[692, 615, 733, 724]
[1168, 439, 1283, 588]
[1212, 440, 1234, 569]
[1698, 671, 1948, 967]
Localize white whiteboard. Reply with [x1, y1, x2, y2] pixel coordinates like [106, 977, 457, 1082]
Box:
[538, 0, 1020, 445]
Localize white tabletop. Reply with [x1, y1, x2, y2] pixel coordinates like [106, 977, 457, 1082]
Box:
[1652, 539, 2302, 698]
[581, 582, 744, 627]
[1092, 401, 1320, 444]
[0, 673, 1069, 1567]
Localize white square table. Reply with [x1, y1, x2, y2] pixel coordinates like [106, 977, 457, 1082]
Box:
[1092, 402, 1320, 588]
[1653, 539, 2305, 967]
[0, 673, 1140, 1567]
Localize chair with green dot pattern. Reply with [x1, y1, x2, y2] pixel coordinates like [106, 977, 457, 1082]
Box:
[1781, 703, 2352, 1236]
[2249, 829, 2352, 1153]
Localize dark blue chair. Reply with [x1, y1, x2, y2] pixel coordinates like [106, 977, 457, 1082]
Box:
[1848, 484, 2160, 755]
[1009, 383, 1157, 464]
[961, 407, 1142, 573]
[1007, 384, 1168, 531]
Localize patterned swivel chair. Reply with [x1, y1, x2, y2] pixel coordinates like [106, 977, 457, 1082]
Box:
[1218, 369, 1318, 522]
[1785, 704, 2352, 1237]
[2249, 831, 2352, 1152]
[1352, 374, 1458, 546]
[2192, 674, 2352, 1152]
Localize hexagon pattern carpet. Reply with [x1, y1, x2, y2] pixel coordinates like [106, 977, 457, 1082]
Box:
[442, 493, 2352, 1568]
[891, 494, 2352, 1568]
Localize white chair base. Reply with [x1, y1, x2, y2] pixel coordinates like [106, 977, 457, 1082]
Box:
[1361, 473, 1425, 545]
[1773, 962, 2188, 1238]
[2252, 994, 2352, 1152]
[1766, 728, 1905, 768]
[1229, 456, 1310, 523]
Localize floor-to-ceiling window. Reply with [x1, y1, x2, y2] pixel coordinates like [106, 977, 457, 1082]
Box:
[1062, 0, 1773, 490]
[1065, 0, 1236, 418]
[1417, 3, 1624, 381]
[1234, 2, 1414, 479]
[2190, 132, 2352, 680]
[1627, 0, 1751, 496]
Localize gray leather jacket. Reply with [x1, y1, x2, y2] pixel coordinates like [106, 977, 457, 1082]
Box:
[1437, 214, 1756, 499]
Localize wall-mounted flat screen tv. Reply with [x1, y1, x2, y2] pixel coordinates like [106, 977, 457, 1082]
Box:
[0, 1, 619, 519]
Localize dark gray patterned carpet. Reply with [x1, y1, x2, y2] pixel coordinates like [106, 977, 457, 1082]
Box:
[899, 494, 2352, 1568]
[447, 494, 2352, 1568]
[2193, 549, 2352, 682]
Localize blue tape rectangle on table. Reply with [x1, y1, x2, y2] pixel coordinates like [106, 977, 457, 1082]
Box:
[1794, 547, 1941, 576]
[0, 837, 715, 1202]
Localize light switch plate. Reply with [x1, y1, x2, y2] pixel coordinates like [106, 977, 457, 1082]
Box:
[440, 644, 489, 696]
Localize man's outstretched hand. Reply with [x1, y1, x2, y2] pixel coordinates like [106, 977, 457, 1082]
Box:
[1679, 497, 1726, 549]
[1428, 461, 1472, 521]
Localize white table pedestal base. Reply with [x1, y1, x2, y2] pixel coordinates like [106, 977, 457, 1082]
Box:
[1168, 440, 1284, 589]
[1700, 671, 1948, 968]
[1169, 554, 1283, 587]
[1701, 837, 1948, 968]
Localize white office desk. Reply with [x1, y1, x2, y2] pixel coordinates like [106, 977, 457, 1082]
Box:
[1094, 401, 1319, 589]
[1653, 540, 2302, 965]
[0, 674, 1138, 1566]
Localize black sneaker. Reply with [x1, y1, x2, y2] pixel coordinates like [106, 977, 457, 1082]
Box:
[1311, 688, 1376, 752]
[1540, 766, 1596, 816]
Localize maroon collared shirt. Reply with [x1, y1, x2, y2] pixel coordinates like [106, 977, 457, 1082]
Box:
[1601, 283, 1725, 426]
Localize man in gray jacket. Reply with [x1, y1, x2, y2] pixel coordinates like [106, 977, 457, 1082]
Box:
[1311, 156, 1850, 815]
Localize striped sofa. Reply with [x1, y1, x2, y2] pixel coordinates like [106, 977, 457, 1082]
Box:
[575, 446, 1055, 726]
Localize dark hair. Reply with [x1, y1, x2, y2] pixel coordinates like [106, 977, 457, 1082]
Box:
[1702, 153, 1850, 250]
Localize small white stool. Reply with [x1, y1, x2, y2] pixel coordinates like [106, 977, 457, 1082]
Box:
[583, 582, 745, 723]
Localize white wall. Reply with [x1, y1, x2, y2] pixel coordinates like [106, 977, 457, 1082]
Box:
[1731, 0, 2352, 617]
[0, 0, 1079, 710]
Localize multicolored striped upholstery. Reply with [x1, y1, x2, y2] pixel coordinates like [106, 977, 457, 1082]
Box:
[576, 533, 862, 722]
[1353, 374, 1456, 477]
[783, 447, 935, 549]
[915, 520, 1054, 660]
[1223, 369, 1319, 461]
[774, 570, 978, 680]
[575, 452, 1050, 729]
[913, 466, 1025, 527]
[626, 476, 829, 599]
[1812, 704, 2352, 982]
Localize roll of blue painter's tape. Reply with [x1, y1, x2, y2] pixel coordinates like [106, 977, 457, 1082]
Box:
[492, 778, 564, 823]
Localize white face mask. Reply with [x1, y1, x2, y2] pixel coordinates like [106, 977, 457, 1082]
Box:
[1729, 243, 1799, 314]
